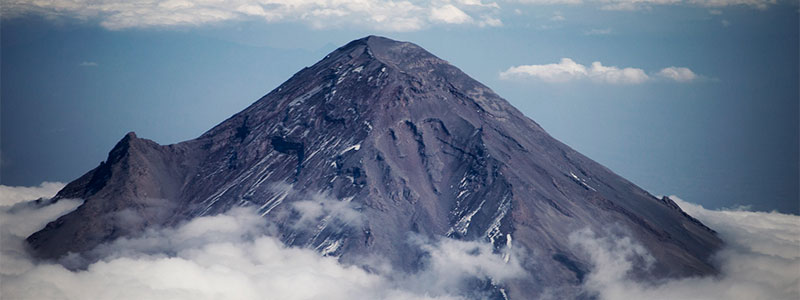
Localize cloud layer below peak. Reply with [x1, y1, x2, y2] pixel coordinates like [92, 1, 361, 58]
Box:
[572, 196, 800, 300]
[500, 58, 700, 84]
[1, 183, 797, 300]
[0, 183, 524, 300]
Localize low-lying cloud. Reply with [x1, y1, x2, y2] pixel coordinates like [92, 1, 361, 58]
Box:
[571, 195, 799, 300]
[500, 58, 700, 84]
[0, 183, 523, 300]
[0, 182, 65, 206]
[2, 183, 797, 299]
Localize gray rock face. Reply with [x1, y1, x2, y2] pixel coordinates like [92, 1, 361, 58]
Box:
[27, 36, 721, 298]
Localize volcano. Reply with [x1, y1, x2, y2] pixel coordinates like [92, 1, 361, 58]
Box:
[27, 36, 721, 298]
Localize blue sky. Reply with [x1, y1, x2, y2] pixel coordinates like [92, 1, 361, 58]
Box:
[1, 0, 797, 213]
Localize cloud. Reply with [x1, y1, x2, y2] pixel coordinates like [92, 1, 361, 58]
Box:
[500, 58, 650, 84]
[0, 182, 65, 206]
[656, 67, 697, 82]
[290, 192, 365, 229]
[584, 28, 612, 35]
[79, 61, 98, 67]
[1, 183, 523, 300]
[514, 0, 584, 4]
[478, 16, 503, 27]
[430, 4, 474, 24]
[0, 184, 81, 276]
[500, 58, 701, 84]
[571, 195, 800, 300]
[512, 0, 777, 10]
[4, 182, 795, 300]
[550, 11, 566, 21]
[500, 58, 589, 82]
[0, 0, 501, 31]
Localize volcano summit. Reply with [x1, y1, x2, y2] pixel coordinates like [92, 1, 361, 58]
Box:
[27, 36, 721, 299]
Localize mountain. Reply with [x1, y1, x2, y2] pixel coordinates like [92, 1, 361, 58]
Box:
[27, 36, 722, 298]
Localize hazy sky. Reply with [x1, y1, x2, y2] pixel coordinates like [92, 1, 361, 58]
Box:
[1, 0, 797, 213]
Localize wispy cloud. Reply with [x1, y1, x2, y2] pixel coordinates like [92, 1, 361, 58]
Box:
[584, 28, 612, 35]
[1, 0, 502, 31]
[500, 58, 701, 84]
[656, 66, 697, 82]
[514, 0, 778, 10]
[79, 61, 98, 67]
[550, 11, 566, 21]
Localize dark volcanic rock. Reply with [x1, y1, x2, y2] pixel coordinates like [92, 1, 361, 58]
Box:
[27, 36, 722, 298]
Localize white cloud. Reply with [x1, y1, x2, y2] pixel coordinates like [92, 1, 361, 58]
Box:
[0, 0, 501, 31]
[1, 183, 523, 300]
[501, 58, 701, 84]
[571, 195, 800, 300]
[500, 58, 589, 82]
[588, 61, 650, 84]
[79, 61, 99, 67]
[499, 58, 650, 84]
[4, 183, 795, 300]
[657, 67, 698, 82]
[0, 182, 65, 206]
[430, 4, 474, 24]
[0, 184, 81, 276]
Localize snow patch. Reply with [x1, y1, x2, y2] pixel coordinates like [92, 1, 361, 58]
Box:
[448, 199, 486, 237]
[259, 183, 293, 216]
[485, 194, 511, 245]
[340, 144, 361, 155]
[569, 171, 597, 192]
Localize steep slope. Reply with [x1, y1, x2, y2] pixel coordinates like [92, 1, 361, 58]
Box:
[27, 36, 722, 298]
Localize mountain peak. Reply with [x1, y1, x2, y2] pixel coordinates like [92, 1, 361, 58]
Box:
[28, 36, 722, 299]
[333, 35, 447, 73]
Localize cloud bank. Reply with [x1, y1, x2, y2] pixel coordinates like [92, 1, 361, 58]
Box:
[571, 195, 800, 300]
[0, 182, 65, 206]
[500, 58, 700, 84]
[0, 183, 523, 300]
[0, 0, 502, 31]
[2, 183, 797, 299]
